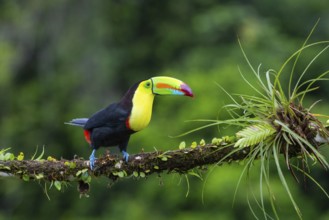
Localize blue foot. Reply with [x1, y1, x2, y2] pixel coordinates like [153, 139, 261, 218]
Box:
[122, 150, 129, 162]
[89, 149, 97, 170]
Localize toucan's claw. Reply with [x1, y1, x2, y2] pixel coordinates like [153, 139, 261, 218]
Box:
[89, 149, 97, 170]
[122, 150, 129, 162]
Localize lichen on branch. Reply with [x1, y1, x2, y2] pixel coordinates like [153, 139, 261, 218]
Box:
[0, 137, 249, 184]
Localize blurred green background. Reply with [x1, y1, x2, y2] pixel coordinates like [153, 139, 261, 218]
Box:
[0, 1, 328, 219]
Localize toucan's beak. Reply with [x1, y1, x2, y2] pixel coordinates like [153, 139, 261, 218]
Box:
[151, 76, 194, 97]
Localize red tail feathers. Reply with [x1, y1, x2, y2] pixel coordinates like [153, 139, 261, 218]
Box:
[83, 130, 91, 144]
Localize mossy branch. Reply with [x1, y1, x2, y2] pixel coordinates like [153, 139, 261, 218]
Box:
[1, 135, 328, 184]
[0, 139, 251, 183]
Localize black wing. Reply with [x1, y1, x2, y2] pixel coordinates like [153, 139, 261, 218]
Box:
[84, 103, 130, 130]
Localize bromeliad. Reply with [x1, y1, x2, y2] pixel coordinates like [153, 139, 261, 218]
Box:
[66, 76, 193, 169]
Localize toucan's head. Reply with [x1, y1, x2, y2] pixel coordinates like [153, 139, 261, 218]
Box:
[124, 76, 193, 131]
[138, 76, 193, 97]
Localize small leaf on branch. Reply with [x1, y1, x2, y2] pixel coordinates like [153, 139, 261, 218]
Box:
[140, 172, 146, 178]
[35, 173, 44, 180]
[54, 181, 62, 191]
[17, 152, 24, 161]
[179, 141, 186, 149]
[211, 137, 222, 145]
[47, 156, 57, 162]
[76, 168, 88, 177]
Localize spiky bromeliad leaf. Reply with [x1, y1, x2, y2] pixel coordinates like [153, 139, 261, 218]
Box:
[235, 123, 276, 148]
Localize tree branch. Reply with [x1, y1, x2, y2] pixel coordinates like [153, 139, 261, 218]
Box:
[0, 135, 327, 195]
[0, 139, 248, 183]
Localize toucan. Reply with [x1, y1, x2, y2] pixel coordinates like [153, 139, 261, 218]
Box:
[66, 76, 193, 169]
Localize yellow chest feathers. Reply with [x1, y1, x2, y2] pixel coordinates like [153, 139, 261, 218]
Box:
[128, 88, 155, 132]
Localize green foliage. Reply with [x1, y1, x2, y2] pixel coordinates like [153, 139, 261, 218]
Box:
[139, 172, 146, 178]
[199, 139, 206, 146]
[31, 146, 45, 161]
[64, 161, 76, 169]
[178, 141, 186, 150]
[157, 152, 172, 162]
[22, 174, 30, 182]
[34, 173, 44, 180]
[53, 181, 62, 191]
[16, 152, 24, 161]
[191, 141, 197, 149]
[112, 171, 127, 178]
[0, 148, 14, 161]
[0, 149, 22, 163]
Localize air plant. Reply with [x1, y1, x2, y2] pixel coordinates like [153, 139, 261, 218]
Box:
[224, 27, 329, 218]
[232, 37, 329, 217]
[192, 23, 329, 219]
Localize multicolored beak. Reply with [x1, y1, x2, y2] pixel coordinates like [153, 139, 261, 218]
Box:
[151, 76, 194, 97]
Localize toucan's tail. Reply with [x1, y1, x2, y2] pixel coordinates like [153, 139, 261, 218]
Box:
[65, 118, 89, 127]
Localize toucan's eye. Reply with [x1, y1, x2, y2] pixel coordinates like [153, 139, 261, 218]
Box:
[145, 82, 151, 88]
